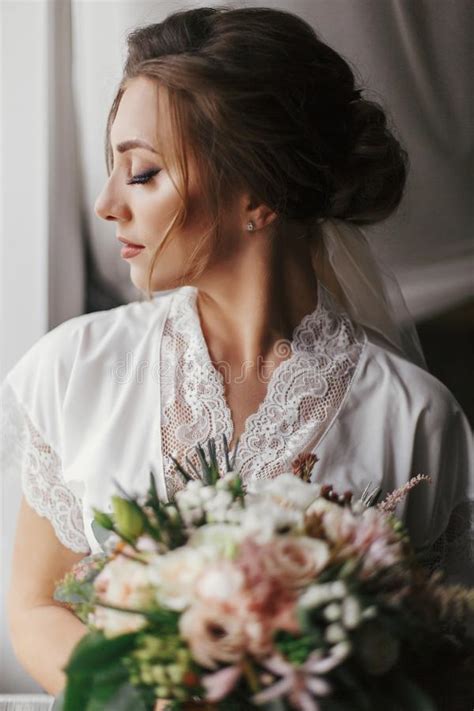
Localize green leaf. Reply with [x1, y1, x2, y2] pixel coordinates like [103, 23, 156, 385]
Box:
[196, 443, 212, 484]
[170, 454, 194, 483]
[61, 634, 141, 711]
[148, 469, 160, 504]
[92, 509, 115, 530]
[184, 456, 201, 478]
[62, 662, 146, 711]
[63, 630, 138, 675]
[222, 433, 232, 471]
[63, 671, 92, 711]
[86, 670, 145, 711]
[230, 437, 240, 470]
[76, 663, 130, 711]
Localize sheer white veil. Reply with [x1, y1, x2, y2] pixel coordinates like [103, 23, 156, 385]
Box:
[309, 217, 429, 371]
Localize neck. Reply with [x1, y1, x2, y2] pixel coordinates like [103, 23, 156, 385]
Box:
[193, 223, 320, 368]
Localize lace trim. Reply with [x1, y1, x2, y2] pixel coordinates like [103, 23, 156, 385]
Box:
[0, 379, 90, 553]
[161, 283, 366, 500]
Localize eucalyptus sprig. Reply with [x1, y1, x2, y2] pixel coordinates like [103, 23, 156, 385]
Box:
[171, 435, 240, 486]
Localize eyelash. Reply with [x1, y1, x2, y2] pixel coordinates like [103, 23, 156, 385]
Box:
[127, 169, 161, 185]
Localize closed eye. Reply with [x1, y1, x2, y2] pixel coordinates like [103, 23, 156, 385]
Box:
[127, 169, 161, 185]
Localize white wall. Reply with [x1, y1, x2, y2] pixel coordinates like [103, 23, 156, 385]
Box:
[1, 0, 50, 694]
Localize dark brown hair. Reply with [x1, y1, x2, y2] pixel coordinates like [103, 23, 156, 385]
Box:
[104, 4, 409, 299]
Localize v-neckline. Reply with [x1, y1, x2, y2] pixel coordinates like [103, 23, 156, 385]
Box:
[181, 280, 324, 457]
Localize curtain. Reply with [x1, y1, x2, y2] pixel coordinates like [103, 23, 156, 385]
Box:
[1, 0, 85, 693]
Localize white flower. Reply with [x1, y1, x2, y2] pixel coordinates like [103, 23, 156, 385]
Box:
[91, 606, 147, 637]
[329, 581, 347, 598]
[323, 603, 341, 622]
[215, 471, 240, 489]
[325, 623, 346, 644]
[195, 563, 246, 602]
[147, 547, 214, 610]
[361, 606, 377, 620]
[341, 595, 361, 629]
[330, 640, 352, 662]
[246, 473, 321, 511]
[224, 503, 246, 525]
[135, 535, 158, 552]
[199, 486, 217, 502]
[189, 523, 246, 557]
[175, 494, 201, 511]
[178, 505, 206, 527]
[175, 481, 240, 526]
[186, 480, 205, 493]
[298, 581, 347, 609]
[91, 555, 154, 637]
[203, 489, 234, 521]
[239, 500, 305, 542]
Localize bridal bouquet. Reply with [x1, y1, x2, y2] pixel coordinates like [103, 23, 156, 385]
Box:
[53, 439, 474, 711]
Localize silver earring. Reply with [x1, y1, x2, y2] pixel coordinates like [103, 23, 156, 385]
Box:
[246, 220, 256, 232]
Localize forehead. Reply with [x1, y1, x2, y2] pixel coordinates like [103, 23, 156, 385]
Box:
[110, 76, 164, 147]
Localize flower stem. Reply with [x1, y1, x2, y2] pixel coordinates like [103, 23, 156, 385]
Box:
[241, 658, 261, 694]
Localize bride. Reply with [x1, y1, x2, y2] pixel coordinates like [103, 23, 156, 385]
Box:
[2, 5, 473, 703]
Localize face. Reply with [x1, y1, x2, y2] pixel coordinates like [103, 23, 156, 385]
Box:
[94, 76, 228, 292]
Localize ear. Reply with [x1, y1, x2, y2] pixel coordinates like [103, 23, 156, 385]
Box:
[240, 192, 279, 231]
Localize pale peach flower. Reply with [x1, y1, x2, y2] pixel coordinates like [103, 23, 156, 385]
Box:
[92, 555, 154, 636]
[261, 536, 330, 589]
[179, 600, 248, 669]
[194, 562, 246, 603]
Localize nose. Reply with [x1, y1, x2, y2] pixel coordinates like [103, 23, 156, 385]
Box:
[94, 180, 131, 222]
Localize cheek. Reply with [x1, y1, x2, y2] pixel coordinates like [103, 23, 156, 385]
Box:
[132, 172, 213, 269]
[135, 176, 182, 243]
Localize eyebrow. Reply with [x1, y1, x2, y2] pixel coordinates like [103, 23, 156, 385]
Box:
[115, 139, 160, 154]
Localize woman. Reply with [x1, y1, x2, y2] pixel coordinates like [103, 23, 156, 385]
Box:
[2, 5, 473, 702]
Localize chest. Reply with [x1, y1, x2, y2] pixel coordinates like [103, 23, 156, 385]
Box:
[159, 288, 367, 500]
[221, 371, 274, 450]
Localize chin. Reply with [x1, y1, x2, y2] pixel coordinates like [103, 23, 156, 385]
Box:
[128, 268, 147, 293]
[130, 266, 184, 294]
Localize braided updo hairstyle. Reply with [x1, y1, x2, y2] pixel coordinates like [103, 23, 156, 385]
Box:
[104, 5, 409, 298]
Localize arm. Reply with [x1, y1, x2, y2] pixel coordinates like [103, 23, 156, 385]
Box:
[6, 496, 90, 695]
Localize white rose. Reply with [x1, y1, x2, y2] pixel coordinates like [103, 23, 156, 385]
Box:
[147, 548, 212, 610]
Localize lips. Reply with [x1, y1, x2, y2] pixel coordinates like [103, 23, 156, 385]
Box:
[117, 236, 146, 248]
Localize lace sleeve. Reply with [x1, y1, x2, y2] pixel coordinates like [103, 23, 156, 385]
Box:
[419, 499, 474, 587]
[0, 378, 90, 553]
